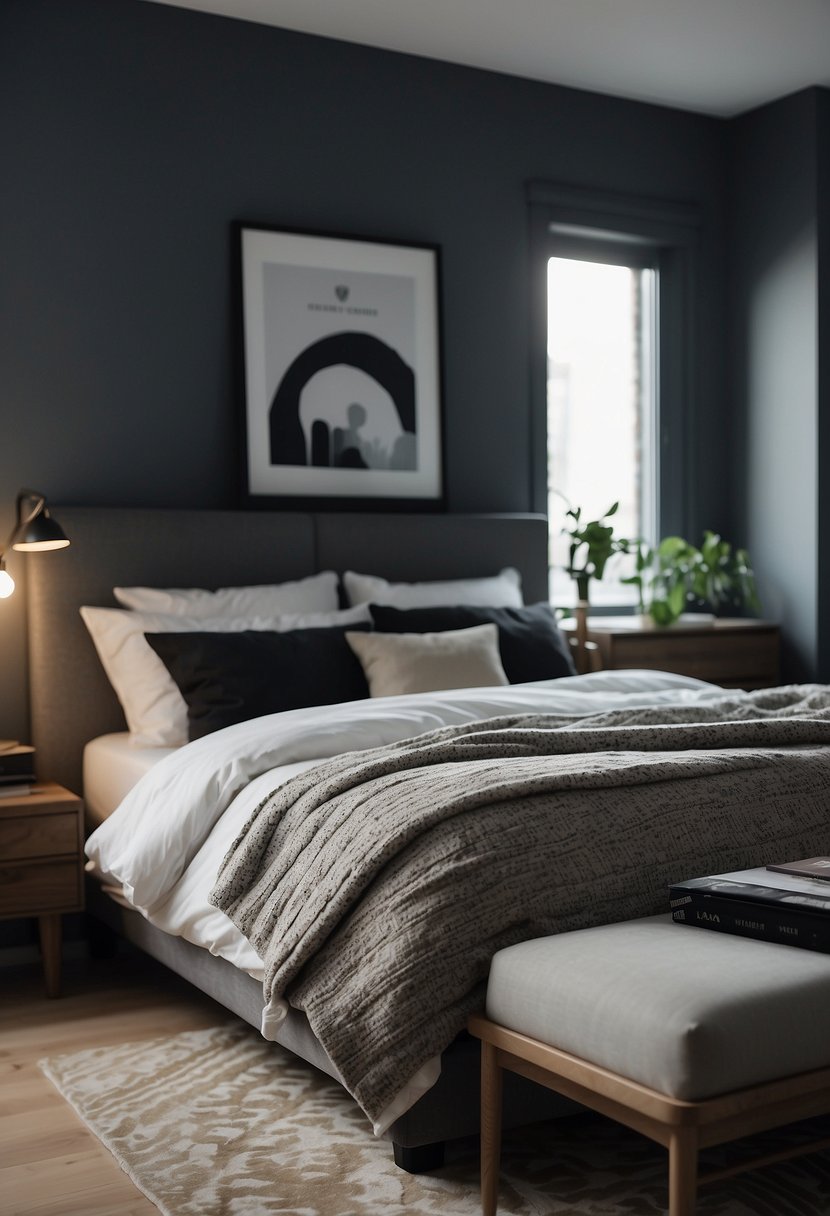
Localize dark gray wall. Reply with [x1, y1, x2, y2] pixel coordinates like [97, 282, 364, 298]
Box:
[1, 0, 731, 739]
[728, 89, 827, 681]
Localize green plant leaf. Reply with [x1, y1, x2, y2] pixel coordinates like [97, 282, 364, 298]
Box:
[657, 536, 688, 561]
[650, 598, 673, 626]
[668, 582, 686, 618]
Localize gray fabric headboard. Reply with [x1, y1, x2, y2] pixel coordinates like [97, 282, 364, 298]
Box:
[27, 507, 548, 794]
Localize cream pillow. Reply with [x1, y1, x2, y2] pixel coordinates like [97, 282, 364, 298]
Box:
[113, 570, 339, 617]
[81, 603, 371, 747]
[342, 568, 523, 609]
[345, 624, 508, 697]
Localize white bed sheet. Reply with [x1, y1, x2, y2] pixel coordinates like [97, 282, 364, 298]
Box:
[85, 670, 735, 1132]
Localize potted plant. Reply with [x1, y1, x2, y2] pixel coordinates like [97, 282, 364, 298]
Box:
[561, 502, 632, 669]
[562, 501, 631, 602]
[628, 531, 761, 627]
[561, 503, 761, 637]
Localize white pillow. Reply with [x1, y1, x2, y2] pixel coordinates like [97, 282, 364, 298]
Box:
[80, 603, 371, 747]
[345, 624, 509, 697]
[342, 567, 523, 609]
[113, 570, 339, 618]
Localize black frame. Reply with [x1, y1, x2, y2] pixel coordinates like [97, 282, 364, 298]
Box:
[235, 222, 445, 512]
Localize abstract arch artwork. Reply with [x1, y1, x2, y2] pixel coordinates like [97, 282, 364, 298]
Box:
[269, 331, 415, 468]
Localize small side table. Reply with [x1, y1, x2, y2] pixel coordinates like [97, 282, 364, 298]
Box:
[561, 617, 780, 689]
[0, 782, 84, 997]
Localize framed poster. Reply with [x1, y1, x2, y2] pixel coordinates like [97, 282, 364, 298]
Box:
[237, 223, 444, 509]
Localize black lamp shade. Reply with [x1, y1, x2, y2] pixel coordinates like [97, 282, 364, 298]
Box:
[11, 503, 70, 552]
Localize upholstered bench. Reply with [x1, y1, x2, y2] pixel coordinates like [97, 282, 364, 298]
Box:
[469, 915, 830, 1216]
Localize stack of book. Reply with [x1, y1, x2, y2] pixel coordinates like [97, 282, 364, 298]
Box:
[670, 857, 830, 954]
[0, 741, 36, 798]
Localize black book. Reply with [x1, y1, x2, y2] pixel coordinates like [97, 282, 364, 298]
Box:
[671, 868, 830, 913]
[670, 890, 830, 954]
[0, 745, 36, 783]
[670, 866, 830, 954]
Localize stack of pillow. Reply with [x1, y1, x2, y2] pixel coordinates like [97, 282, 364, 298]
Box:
[80, 567, 575, 745]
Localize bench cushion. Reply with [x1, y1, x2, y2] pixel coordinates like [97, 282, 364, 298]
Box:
[486, 916, 830, 1100]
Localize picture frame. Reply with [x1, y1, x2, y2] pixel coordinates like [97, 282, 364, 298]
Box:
[236, 223, 444, 510]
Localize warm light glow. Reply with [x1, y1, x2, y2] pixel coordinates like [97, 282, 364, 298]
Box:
[0, 569, 15, 598]
[11, 538, 70, 552]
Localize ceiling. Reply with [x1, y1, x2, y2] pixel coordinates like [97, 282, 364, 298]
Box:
[144, 0, 830, 117]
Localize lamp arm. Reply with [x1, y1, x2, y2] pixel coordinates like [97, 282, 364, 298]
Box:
[1, 490, 47, 556]
[1, 490, 47, 555]
[15, 489, 47, 535]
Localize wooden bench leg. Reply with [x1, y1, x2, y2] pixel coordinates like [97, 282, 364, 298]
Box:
[668, 1126, 698, 1216]
[481, 1039, 503, 1216]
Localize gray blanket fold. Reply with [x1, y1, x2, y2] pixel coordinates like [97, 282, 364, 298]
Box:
[209, 685, 830, 1125]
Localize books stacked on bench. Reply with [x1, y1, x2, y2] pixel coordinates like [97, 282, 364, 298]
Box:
[0, 741, 36, 797]
[670, 858, 830, 954]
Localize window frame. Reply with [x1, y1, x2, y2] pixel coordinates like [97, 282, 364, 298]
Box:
[527, 181, 701, 564]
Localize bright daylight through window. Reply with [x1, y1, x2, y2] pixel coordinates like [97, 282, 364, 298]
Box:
[547, 255, 657, 606]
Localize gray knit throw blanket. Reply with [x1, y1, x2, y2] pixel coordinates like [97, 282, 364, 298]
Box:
[210, 686, 830, 1124]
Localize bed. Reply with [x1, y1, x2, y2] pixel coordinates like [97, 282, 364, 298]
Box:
[26, 506, 830, 1171]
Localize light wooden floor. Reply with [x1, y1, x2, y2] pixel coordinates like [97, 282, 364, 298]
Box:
[1, 947, 229, 1216]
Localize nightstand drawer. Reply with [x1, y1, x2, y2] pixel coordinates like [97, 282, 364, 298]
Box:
[607, 631, 779, 686]
[566, 618, 781, 690]
[0, 859, 82, 916]
[0, 812, 79, 861]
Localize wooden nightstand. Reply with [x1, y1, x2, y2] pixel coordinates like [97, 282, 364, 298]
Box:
[0, 782, 84, 997]
[562, 617, 780, 689]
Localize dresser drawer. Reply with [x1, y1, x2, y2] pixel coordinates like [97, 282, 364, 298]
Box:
[0, 859, 82, 916]
[0, 812, 79, 861]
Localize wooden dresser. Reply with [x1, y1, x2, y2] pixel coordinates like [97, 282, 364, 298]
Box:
[562, 617, 780, 690]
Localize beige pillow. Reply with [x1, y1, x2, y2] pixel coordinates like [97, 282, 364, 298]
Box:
[345, 624, 508, 697]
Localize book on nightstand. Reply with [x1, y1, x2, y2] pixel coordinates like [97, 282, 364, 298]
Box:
[0, 782, 33, 798]
[0, 745, 36, 789]
[670, 866, 830, 954]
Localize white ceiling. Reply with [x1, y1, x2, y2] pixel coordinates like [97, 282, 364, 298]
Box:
[144, 0, 830, 117]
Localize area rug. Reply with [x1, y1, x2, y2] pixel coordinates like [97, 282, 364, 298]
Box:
[40, 1022, 830, 1216]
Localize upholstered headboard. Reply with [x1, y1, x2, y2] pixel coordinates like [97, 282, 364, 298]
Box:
[27, 507, 548, 794]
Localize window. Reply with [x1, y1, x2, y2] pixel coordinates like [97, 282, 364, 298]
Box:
[527, 181, 700, 609]
[547, 253, 657, 606]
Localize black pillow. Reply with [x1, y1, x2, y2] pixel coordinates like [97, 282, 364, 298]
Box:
[146, 626, 370, 740]
[367, 603, 576, 683]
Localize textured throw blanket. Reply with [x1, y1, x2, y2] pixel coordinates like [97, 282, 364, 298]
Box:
[210, 686, 830, 1126]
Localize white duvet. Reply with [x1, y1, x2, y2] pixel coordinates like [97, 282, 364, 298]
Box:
[85, 669, 734, 985]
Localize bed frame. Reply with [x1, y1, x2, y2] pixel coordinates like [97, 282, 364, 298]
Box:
[27, 506, 576, 1169]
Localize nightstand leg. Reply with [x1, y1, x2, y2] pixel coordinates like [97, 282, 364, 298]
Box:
[38, 914, 62, 998]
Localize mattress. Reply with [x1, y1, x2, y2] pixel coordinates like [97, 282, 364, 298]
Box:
[83, 732, 175, 827]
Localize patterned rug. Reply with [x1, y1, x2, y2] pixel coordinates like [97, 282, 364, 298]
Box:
[40, 1022, 830, 1215]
